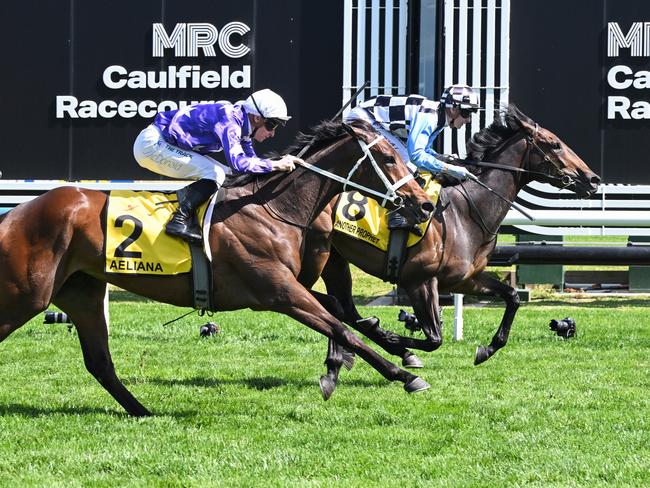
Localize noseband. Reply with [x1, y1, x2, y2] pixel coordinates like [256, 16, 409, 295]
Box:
[522, 124, 573, 188]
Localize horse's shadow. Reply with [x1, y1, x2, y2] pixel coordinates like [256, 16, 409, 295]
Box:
[0, 403, 125, 418]
[0, 375, 393, 418]
[0, 401, 199, 419]
[142, 375, 382, 390]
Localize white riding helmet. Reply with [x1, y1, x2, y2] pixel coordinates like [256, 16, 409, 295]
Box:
[440, 84, 479, 112]
[242, 89, 291, 125]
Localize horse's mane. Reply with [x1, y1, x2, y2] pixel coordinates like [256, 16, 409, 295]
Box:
[269, 118, 375, 158]
[224, 119, 373, 188]
[466, 104, 534, 161]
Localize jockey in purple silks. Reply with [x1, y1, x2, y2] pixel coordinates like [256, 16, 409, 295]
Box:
[133, 89, 302, 243]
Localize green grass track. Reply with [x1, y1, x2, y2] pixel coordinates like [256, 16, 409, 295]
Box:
[0, 296, 648, 486]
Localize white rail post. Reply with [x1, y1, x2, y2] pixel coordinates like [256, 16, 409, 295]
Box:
[453, 293, 464, 340]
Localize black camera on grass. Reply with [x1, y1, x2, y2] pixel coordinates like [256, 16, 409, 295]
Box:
[44, 311, 72, 324]
[549, 317, 576, 338]
[398, 309, 421, 332]
[199, 322, 220, 337]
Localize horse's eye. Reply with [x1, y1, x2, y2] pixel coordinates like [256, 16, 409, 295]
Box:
[550, 141, 562, 151]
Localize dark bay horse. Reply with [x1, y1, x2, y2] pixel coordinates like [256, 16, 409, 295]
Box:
[0, 120, 435, 416]
[298, 106, 601, 398]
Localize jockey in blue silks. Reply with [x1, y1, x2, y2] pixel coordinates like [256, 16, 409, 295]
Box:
[133, 89, 302, 243]
[343, 84, 479, 181]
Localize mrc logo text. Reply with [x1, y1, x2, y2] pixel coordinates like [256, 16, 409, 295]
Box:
[152, 22, 251, 58]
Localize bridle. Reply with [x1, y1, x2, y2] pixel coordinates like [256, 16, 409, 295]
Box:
[258, 131, 415, 230]
[297, 133, 414, 208]
[453, 123, 575, 238]
[467, 124, 574, 189]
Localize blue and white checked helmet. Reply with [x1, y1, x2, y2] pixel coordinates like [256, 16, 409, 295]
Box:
[440, 85, 479, 112]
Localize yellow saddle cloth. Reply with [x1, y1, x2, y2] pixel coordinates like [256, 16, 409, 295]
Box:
[104, 190, 210, 275]
[333, 174, 441, 252]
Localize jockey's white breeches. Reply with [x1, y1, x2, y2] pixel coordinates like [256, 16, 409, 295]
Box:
[133, 124, 230, 184]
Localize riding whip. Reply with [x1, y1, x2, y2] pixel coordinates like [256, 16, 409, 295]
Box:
[442, 155, 535, 221]
[467, 174, 535, 221]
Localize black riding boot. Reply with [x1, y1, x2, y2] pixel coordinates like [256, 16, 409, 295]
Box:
[166, 179, 218, 243]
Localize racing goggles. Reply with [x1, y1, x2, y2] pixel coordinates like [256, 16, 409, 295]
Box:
[459, 107, 477, 118]
[263, 117, 286, 131]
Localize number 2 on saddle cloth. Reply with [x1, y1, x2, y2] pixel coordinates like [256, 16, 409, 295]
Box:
[103, 190, 212, 275]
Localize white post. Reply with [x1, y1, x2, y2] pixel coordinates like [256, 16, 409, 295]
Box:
[453, 293, 464, 340]
[342, 0, 353, 113]
[370, 0, 380, 97]
[443, 0, 454, 154]
[397, 0, 408, 92]
[356, 0, 367, 103]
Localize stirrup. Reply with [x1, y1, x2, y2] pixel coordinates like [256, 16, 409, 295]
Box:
[166, 214, 202, 243]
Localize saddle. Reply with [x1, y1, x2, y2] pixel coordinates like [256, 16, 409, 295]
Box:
[104, 189, 221, 310]
[333, 174, 442, 283]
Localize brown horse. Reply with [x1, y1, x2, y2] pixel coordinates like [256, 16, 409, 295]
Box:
[0, 120, 435, 416]
[298, 106, 601, 398]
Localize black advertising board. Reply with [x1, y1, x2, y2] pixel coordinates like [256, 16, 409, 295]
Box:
[1, 0, 342, 180]
[510, 0, 650, 184]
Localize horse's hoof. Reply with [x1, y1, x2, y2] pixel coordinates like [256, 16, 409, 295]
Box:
[356, 316, 380, 330]
[404, 376, 430, 394]
[341, 349, 355, 371]
[474, 345, 490, 365]
[402, 354, 424, 369]
[319, 375, 336, 401]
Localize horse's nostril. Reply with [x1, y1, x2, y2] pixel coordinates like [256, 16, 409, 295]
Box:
[590, 175, 601, 185]
[421, 201, 435, 214]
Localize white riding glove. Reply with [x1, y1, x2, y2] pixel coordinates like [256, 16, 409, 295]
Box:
[442, 163, 471, 180]
[272, 155, 303, 172]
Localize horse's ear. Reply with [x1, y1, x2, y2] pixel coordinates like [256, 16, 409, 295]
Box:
[507, 105, 537, 135]
[513, 116, 537, 136]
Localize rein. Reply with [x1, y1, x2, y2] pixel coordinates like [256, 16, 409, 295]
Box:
[455, 181, 500, 240]
[257, 131, 414, 230]
[464, 124, 573, 188]
[451, 125, 567, 232]
[297, 133, 413, 207]
[452, 124, 578, 224]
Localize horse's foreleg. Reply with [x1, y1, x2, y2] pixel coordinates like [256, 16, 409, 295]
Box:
[455, 272, 520, 365]
[321, 249, 426, 368]
[308, 290, 355, 400]
[53, 273, 152, 417]
[278, 284, 430, 395]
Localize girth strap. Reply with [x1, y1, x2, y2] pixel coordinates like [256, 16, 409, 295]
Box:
[189, 240, 213, 311]
[385, 228, 409, 284]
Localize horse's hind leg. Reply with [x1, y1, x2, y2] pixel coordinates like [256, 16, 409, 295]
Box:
[455, 272, 520, 365]
[278, 283, 430, 395]
[0, 292, 53, 343]
[0, 312, 39, 343]
[53, 273, 152, 417]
